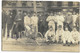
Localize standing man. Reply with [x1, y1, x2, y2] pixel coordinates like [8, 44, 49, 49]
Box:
[24, 12, 31, 36]
[38, 12, 45, 36]
[76, 13, 79, 31]
[31, 12, 38, 39]
[2, 9, 7, 37]
[6, 10, 13, 38]
[72, 12, 78, 27]
[14, 10, 24, 39]
[64, 12, 73, 31]
[46, 12, 55, 32]
[56, 12, 64, 30]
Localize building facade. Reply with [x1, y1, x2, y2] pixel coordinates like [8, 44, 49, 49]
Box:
[2, 1, 79, 13]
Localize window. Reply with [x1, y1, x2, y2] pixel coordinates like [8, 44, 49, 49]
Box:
[68, 2, 73, 6]
[57, 1, 62, 7]
[22, 1, 27, 7]
[12, 2, 17, 7]
[36, 1, 42, 7]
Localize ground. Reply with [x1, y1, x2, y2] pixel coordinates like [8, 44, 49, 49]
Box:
[2, 38, 80, 52]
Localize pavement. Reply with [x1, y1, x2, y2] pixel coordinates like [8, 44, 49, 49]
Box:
[2, 37, 80, 52]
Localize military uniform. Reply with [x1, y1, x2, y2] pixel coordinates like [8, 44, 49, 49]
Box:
[76, 14, 79, 31]
[64, 14, 73, 31]
[7, 11, 14, 38]
[38, 15, 46, 36]
[14, 12, 24, 38]
[2, 11, 7, 37]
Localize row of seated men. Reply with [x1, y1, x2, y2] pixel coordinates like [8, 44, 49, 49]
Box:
[45, 25, 80, 46]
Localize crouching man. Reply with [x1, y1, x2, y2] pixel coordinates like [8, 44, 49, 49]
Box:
[56, 25, 64, 43]
[62, 27, 74, 46]
[45, 26, 56, 43]
[71, 27, 80, 45]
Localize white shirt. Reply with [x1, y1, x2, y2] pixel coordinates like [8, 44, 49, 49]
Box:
[24, 15, 31, 25]
[63, 31, 71, 39]
[56, 15, 64, 26]
[72, 15, 78, 23]
[56, 29, 64, 37]
[31, 16, 38, 26]
[45, 30, 55, 38]
[48, 21, 55, 26]
[71, 31, 79, 38]
[46, 16, 55, 22]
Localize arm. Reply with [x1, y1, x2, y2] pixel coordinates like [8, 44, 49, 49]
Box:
[46, 16, 50, 22]
[24, 16, 26, 25]
[45, 30, 49, 38]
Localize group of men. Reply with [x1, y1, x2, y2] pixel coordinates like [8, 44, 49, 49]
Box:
[2, 9, 80, 46]
[45, 12, 80, 46]
[2, 10, 39, 39]
[24, 12, 38, 39]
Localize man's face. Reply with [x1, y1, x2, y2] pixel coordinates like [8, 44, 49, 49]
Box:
[68, 14, 70, 16]
[39, 13, 42, 16]
[65, 28, 68, 31]
[50, 13, 53, 16]
[24, 12, 26, 15]
[7, 11, 10, 15]
[18, 11, 22, 14]
[33, 13, 36, 16]
[28, 13, 30, 16]
[54, 14, 56, 16]
[11, 12, 13, 14]
[73, 12, 76, 15]
[49, 28, 53, 31]
[58, 12, 61, 15]
[73, 28, 77, 31]
[59, 28, 61, 30]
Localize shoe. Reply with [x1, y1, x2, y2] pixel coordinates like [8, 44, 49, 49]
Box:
[63, 44, 66, 46]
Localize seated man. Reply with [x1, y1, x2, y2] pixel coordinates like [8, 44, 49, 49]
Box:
[62, 27, 74, 46]
[45, 26, 56, 42]
[56, 25, 64, 43]
[71, 27, 80, 44]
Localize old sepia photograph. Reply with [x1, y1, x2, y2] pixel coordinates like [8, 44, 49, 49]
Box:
[2, 0, 80, 52]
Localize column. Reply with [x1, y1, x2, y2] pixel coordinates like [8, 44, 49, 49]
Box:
[79, 3, 80, 32]
[33, 1, 37, 13]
